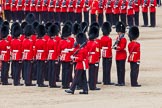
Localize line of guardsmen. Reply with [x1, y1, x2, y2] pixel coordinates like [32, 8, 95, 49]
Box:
[2, 0, 157, 27]
[0, 13, 141, 94]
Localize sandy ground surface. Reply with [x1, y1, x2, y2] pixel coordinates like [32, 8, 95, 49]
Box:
[1, 7, 162, 108]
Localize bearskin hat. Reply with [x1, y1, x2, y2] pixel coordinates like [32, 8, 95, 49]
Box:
[80, 22, 88, 33]
[76, 33, 87, 44]
[11, 24, 22, 38]
[21, 21, 28, 34]
[72, 22, 81, 35]
[45, 21, 52, 31]
[25, 13, 35, 24]
[61, 24, 72, 38]
[128, 26, 139, 41]
[64, 20, 73, 29]
[24, 24, 34, 37]
[11, 22, 19, 32]
[102, 21, 112, 35]
[54, 22, 61, 31]
[2, 21, 9, 28]
[47, 24, 59, 37]
[88, 26, 99, 40]
[116, 21, 126, 33]
[0, 17, 4, 26]
[36, 24, 46, 38]
[90, 22, 100, 29]
[32, 20, 39, 34]
[1, 25, 9, 39]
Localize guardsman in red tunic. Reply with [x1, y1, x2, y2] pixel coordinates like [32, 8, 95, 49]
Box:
[48, 0, 55, 22]
[86, 26, 100, 90]
[24, 0, 31, 18]
[36, 0, 43, 22]
[128, 26, 141, 87]
[0, 26, 12, 85]
[35, 24, 48, 87]
[83, 0, 91, 25]
[90, 0, 99, 24]
[127, 0, 135, 28]
[120, 0, 128, 26]
[16, 0, 24, 23]
[98, 0, 105, 27]
[105, 0, 113, 26]
[3, 0, 11, 22]
[141, 0, 149, 27]
[30, 0, 37, 20]
[61, 0, 68, 23]
[55, 0, 61, 22]
[113, 21, 127, 86]
[134, 0, 140, 26]
[22, 24, 36, 86]
[113, 0, 121, 26]
[75, 0, 84, 23]
[57, 24, 73, 89]
[149, 0, 156, 27]
[46, 24, 60, 88]
[10, 23, 23, 86]
[100, 22, 114, 85]
[65, 33, 89, 94]
[10, 0, 18, 22]
[42, 0, 49, 23]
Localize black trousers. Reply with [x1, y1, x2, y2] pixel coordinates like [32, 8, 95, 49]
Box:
[150, 12, 156, 27]
[106, 13, 113, 26]
[36, 60, 45, 85]
[24, 11, 30, 19]
[102, 58, 112, 84]
[11, 11, 17, 22]
[142, 12, 148, 26]
[48, 12, 54, 22]
[68, 12, 75, 23]
[130, 62, 140, 86]
[12, 61, 22, 85]
[91, 14, 96, 24]
[44, 61, 48, 81]
[76, 13, 82, 23]
[1, 61, 10, 84]
[54, 12, 61, 23]
[120, 13, 127, 26]
[98, 13, 103, 27]
[70, 69, 88, 92]
[4, 10, 11, 22]
[32, 60, 37, 80]
[35, 12, 40, 22]
[116, 60, 126, 84]
[134, 12, 139, 26]
[127, 15, 134, 27]
[84, 11, 89, 25]
[113, 14, 119, 25]
[56, 60, 61, 81]
[88, 64, 98, 90]
[61, 12, 68, 24]
[42, 11, 48, 23]
[17, 11, 24, 23]
[62, 61, 71, 87]
[23, 60, 32, 85]
[48, 60, 57, 87]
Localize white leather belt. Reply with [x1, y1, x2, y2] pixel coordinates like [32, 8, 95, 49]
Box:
[49, 50, 54, 53]
[13, 50, 18, 52]
[37, 50, 44, 53]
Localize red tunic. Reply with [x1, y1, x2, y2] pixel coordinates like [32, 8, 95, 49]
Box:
[149, 0, 156, 12]
[3, 0, 11, 10]
[115, 36, 127, 60]
[30, 35, 37, 59]
[105, 0, 114, 14]
[100, 36, 112, 58]
[113, 0, 121, 14]
[120, 0, 128, 14]
[35, 38, 47, 61]
[90, 0, 99, 14]
[75, 0, 84, 13]
[128, 41, 140, 62]
[48, 0, 55, 12]
[134, 0, 140, 12]
[142, 0, 150, 12]
[0, 39, 10, 62]
[55, 0, 61, 12]
[83, 0, 92, 12]
[24, 0, 31, 11]
[22, 38, 34, 60]
[47, 38, 58, 60]
[75, 46, 89, 70]
[36, 0, 43, 12]
[17, 0, 24, 11]
[30, 0, 37, 12]
[61, 0, 69, 12]
[11, 0, 18, 11]
[42, 0, 49, 11]
[10, 38, 22, 61]
[127, 1, 134, 15]
[98, 0, 105, 14]
[86, 40, 100, 64]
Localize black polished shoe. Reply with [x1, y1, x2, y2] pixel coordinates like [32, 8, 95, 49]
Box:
[141, 25, 148, 27]
[2, 83, 12, 85]
[131, 84, 141, 87]
[38, 84, 48, 87]
[50, 85, 61, 88]
[25, 84, 36, 86]
[97, 82, 102, 84]
[90, 88, 101, 90]
[65, 89, 74, 94]
[79, 91, 88, 94]
[115, 83, 125, 86]
[62, 86, 70, 89]
[14, 84, 24, 86]
[104, 82, 115, 85]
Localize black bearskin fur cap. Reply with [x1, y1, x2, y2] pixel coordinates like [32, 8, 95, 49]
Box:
[61, 24, 72, 38]
[1, 25, 9, 39]
[36, 24, 46, 38]
[80, 22, 88, 33]
[25, 13, 35, 24]
[128, 26, 139, 41]
[11, 24, 22, 38]
[116, 21, 126, 33]
[88, 26, 99, 40]
[48, 24, 59, 37]
[72, 22, 81, 35]
[24, 24, 34, 37]
[76, 33, 87, 44]
[102, 21, 112, 35]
